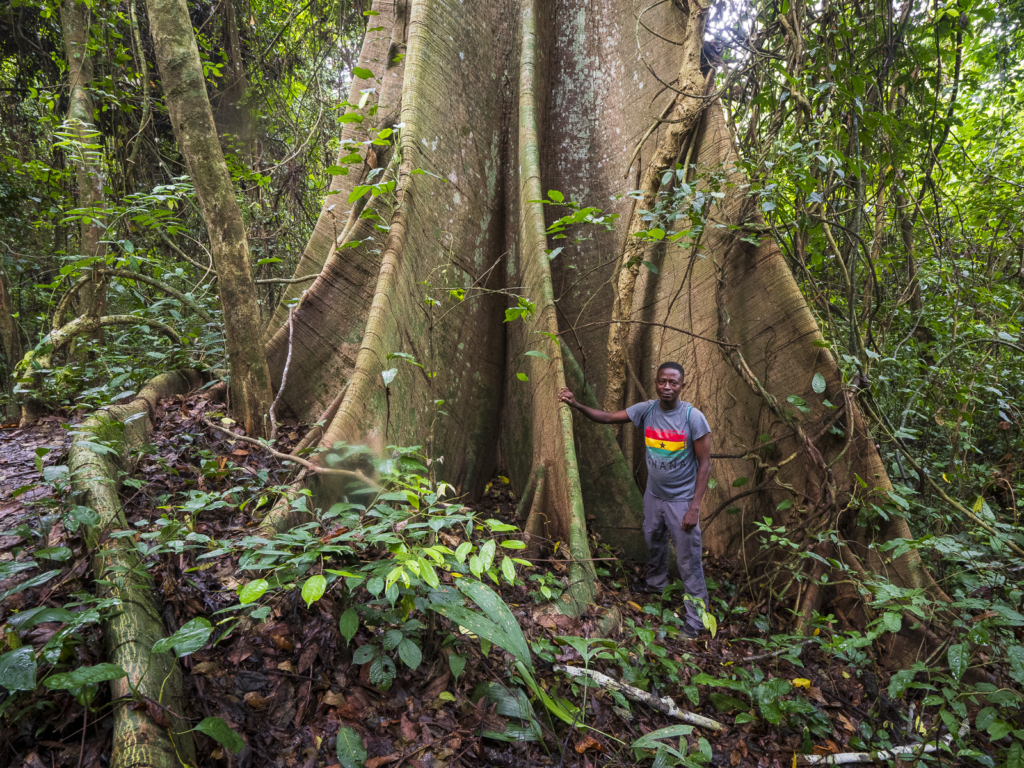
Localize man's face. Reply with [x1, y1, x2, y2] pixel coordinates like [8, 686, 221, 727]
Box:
[655, 368, 684, 403]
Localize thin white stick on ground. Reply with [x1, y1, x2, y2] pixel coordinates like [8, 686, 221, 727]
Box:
[554, 664, 725, 731]
[799, 734, 953, 764]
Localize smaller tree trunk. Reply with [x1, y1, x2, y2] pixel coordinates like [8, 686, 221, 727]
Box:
[60, 0, 108, 351]
[145, 0, 273, 437]
[0, 271, 22, 420]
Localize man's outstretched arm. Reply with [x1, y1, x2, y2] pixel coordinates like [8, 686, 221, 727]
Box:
[558, 388, 631, 424]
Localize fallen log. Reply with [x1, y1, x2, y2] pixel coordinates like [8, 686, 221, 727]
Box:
[68, 370, 203, 768]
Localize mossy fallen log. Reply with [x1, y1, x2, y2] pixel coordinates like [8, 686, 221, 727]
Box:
[68, 370, 203, 768]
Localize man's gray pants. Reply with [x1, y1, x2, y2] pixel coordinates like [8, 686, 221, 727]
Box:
[643, 490, 710, 634]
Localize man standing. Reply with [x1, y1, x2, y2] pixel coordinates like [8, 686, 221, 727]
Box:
[558, 362, 712, 638]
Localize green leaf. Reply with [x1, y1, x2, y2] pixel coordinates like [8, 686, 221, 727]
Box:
[352, 645, 378, 665]
[709, 693, 748, 712]
[35, 546, 72, 561]
[302, 575, 327, 608]
[516, 372, 529, 382]
[383, 629, 403, 651]
[478, 539, 496, 572]
[398, 638, 422, 670]
[339, 608, 359, 645]
[194, 717, 245, 754]
[352, 66, 374, 80]
[449, 653, 466, 681]
[456, 580, 532, 670]
[0, 561, 38, 581]
[812, 372, 826, 394]
[501, 557, 516, 583]
[45, 663, 126, 690]
[238, 579, 268, 605]
[524, 350, 549, 359]
[633, 724, 694, 749]
[6, 606, 74, 630]
[0, 570, 59, 602]
[0, 647, 37, 691]
[882, 612, 902, 634]
[152, 617, 212, 657]
[948, 644, 969, 683]
[547, 190, 564, 203]
[1005, 741, 1023, 768]
[381, 368, 398, 387]
[888, 668, 916, 699]
[336, 725, 367, 768]
[786, 394, 811, 414]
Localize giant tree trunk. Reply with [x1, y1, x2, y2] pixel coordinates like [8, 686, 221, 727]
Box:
[145, 0, 273, 437]
[258, 0, 944, 653]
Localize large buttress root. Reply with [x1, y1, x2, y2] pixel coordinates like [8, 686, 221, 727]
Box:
[263, 0, 408, 341]
[502, 0, 596, 612]
[632, 102, 947, 662]
[68, 371, 203, 768]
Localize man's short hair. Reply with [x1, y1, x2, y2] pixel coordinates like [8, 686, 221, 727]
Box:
[657, 361, 685, 379]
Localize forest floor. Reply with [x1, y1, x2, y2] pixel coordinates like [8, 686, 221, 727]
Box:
[0, 396, 910, 768]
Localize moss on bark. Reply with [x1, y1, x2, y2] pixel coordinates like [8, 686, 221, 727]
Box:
[145, 0, 272, 437]
[68, 370, 203, 768]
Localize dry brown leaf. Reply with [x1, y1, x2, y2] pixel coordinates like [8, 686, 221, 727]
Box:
[807, 686, 828, 704]
[244, 691, 273, 710]
[837, 712, 856, 733]
[365, 754, 401, 768]
[574, 735, 603, 754]
[422, 671, 450, 700]
[192, 661, 221, 675]
[322, 690, 346, 707]
[812, 740, 841, 755]
[400, 713, 419, 742]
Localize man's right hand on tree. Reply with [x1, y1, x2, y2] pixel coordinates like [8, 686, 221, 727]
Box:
[558, 387, 577, 407]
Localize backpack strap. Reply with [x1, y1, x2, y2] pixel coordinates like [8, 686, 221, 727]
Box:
[685, 404, 693, 453]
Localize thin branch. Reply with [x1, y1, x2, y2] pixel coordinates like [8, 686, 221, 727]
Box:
[268, 307, 295, 440]
[200, 415, 378, 488]
[561, 319, 738, 349]
[255, 274, 320, 285]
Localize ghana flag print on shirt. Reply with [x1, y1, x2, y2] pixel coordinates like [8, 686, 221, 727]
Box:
[645, 426, 689, 460]
[626, 399, 712, 501]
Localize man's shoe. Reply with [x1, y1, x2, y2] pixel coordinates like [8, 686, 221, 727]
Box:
[631, 578, 655, 595]
[681, 627, 702, 639]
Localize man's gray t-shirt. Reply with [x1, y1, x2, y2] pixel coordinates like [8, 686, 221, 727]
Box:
[626, 399, 711, 501]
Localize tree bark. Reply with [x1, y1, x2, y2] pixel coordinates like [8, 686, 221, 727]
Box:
[60, 0, 107, 337]
[145, 0, 273, 437]
[603, 0, 712, 414]
[69, 371, 203, 768]
[0, 270, 22, 420]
